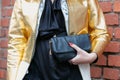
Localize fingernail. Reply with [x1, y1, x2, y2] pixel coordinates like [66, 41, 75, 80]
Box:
[68, 42, 73, 46]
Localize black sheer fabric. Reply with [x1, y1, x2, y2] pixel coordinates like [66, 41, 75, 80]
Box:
[38, 0, 66, 39]
[23, 0, 83, 80]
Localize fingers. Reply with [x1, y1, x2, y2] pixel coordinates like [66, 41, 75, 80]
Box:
[69, 59, 78, 65]
[69, 42, 87, 54]
[68, 42, 90, 64]
[69, 42, 81, 52]
[69, 55, 81, 65]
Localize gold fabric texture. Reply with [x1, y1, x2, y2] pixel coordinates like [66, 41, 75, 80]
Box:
[7, 0, 110, 80]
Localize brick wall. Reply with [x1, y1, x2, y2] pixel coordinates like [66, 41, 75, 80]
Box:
[0, 0, 120, 80]
[91, 0, 120, 80]
[0, 0, 14, 80]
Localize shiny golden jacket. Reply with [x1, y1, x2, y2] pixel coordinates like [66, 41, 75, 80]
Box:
[7, 0, 110, 80]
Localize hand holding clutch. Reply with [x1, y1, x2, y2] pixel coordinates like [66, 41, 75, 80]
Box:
[50, 34, 91, 62]
[68, 43, 98, 64]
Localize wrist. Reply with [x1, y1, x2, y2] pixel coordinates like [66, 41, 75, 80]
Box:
[89, 53, 98, 63]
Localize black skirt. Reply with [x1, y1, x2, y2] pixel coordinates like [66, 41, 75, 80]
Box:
[23, 37, 83, 80]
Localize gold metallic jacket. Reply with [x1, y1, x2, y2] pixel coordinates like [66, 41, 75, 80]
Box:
[7, 0, 110, 80]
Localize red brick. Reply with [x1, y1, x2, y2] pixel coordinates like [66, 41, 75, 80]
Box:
[107, 27, 113, 39]
[0, 39, 8, 48]
[0, 59, 7, 69]
[104, 41, 120, 53]
[0, 30, 2, 37]
[99, 2, 112, 12]
[2, 0, 11, 7]
[0, 19, 1, 26]
[105, 14, 119, 25]
[0, 69, 6, 79]
[0, 29, 8, 37]
[114, 27, 120, 39]
[2, 8, 13, 17]
[11, 0, 16, 6]
[114, 0, 120, 12]
[95, 54, 107, 66]
[103, 68, 119, 79]
[5, 29, 8, 37]
[1, 8, 6, 17]
[1, 18, 10, 27]
[0, 49, 7, 59]
[6, 8, 13, 17]
[91, 66, 102, 78]
[108, 55, 120, 67]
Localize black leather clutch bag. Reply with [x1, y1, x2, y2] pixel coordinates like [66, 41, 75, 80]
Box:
[50, 34, 91, 62]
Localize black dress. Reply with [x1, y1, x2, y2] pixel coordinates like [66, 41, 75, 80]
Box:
[23, 0, 83, 80]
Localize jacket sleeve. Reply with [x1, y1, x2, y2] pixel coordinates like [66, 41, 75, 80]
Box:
[88, 0, 110, 56]
[7, 0, 27, 80]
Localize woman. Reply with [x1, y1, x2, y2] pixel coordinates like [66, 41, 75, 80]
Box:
[7, 0, 110, 80]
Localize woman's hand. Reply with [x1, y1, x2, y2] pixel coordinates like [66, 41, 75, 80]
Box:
[69, 42, 98, 65]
